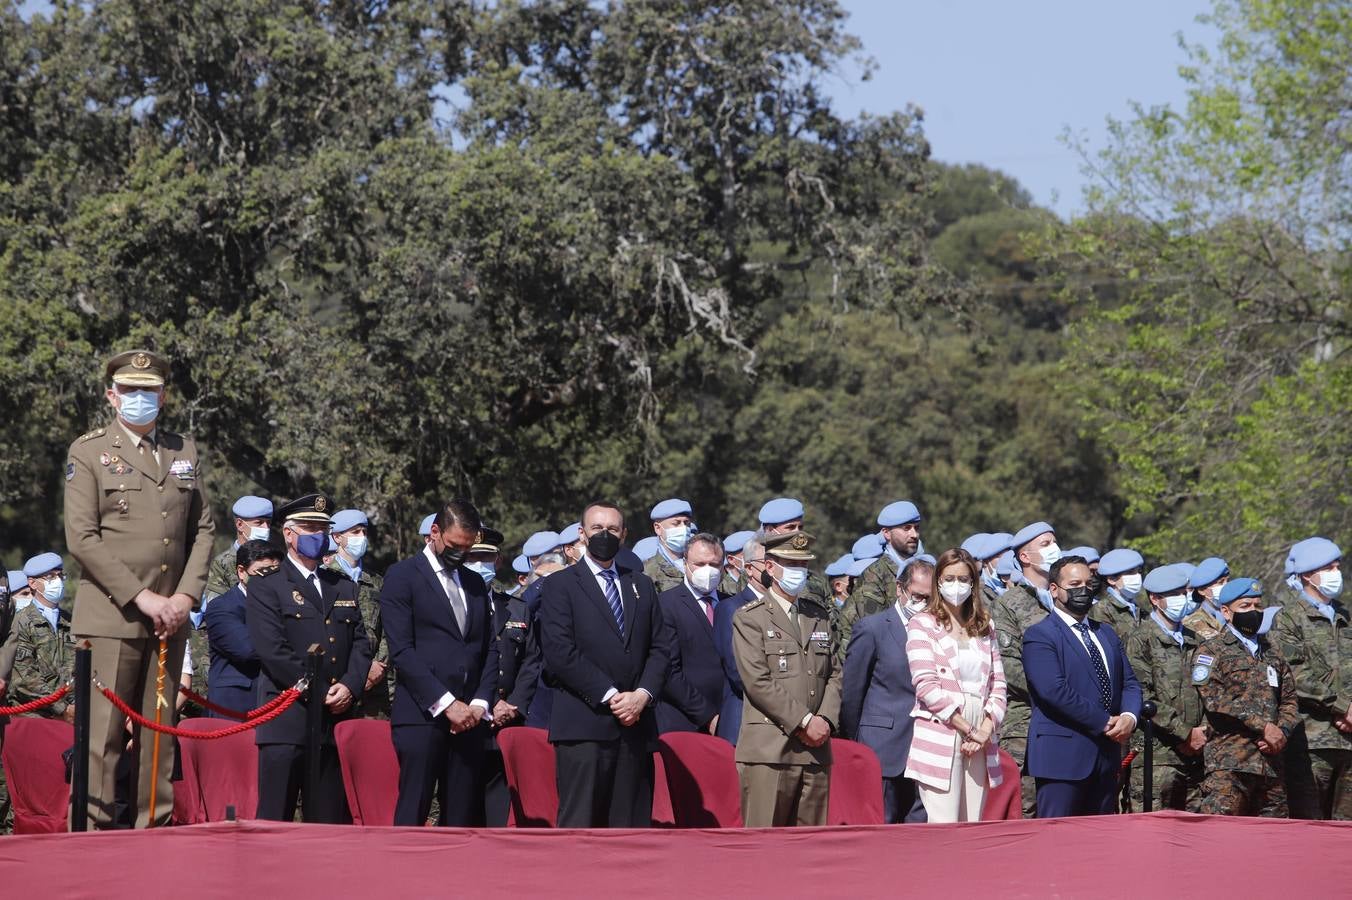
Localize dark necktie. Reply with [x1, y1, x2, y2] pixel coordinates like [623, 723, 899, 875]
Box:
[1073, 621, 1113, 710]
[601, 569, 625, 637]
[700, 595, 715, 626]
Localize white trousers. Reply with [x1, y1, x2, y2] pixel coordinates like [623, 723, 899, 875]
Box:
[917, 694, 988, 823]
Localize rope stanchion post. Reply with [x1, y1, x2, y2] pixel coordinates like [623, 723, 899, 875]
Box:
[1141, 700, 1158, 813]
[303, 643, 323, 824]
[71, 642, 92, 833]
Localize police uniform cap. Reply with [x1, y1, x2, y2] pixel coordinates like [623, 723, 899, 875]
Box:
[1143, 564, 1190, 595]
[1289, 537, 1341, 575]
[22, 552, 63, 578]
[722, 530, 755, 555]
[763, 530, 816, 562]
[1189, 557, 1229, 589]
[757, 497, 804, 526]
[1066, 546, 1100, 564]
[851, 533, 885, 560]
[1011, 521, 1055, 550]
[632, 536, 660, 561]
[7, 570, 27, 593]
[1218, 577, 1262, 606]
[106, 349, 169, 387]
[1098, 548, 1144, 578]
[523, 531, 562, 558]
[877, 501, 921, 528]
[232, 495, 274, 519]
[276, 493, 334, 525]
[650, 499, 693, 521]
[511, 554, 530, 575]
[418, 514, 436, 536]
[558, 522, 581, 544]
[825, 554, 855, 578]
[472, 526, 504, 553]
[330, 509, 368, 535]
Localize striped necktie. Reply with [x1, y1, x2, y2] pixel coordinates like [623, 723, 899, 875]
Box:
[601, 569, 625, 637]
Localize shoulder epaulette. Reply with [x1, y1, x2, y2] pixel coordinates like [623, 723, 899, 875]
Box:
[77, 427, 107, 443]
[740, 597, 767, 612]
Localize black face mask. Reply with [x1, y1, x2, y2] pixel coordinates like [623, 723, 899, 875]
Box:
[587, 530, 621, 562]
[758, 567, 774, 589]
[1230, 609, 1263, 636]
[439, 546, 466, 569]
[1063, 586, 1095, 614]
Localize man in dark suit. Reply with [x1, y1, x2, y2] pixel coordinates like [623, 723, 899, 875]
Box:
[203, 539, 279, 718]
[840, 557, 934, 823]
[246, 493, 372, 824]
[539, 501, 671, 828]
[380, 499, 499, 827]
[713, 533, 768, 745]
[656, 532, 728, 734]
[1023, 554, 1142, 818]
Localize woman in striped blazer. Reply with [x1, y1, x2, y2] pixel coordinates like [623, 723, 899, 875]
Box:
[904, 548, 1008, 822]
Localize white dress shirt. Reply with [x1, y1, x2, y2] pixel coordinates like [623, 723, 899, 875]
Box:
[1054, 605, 1137, 728]
[423, 544, 492, 719]
[582, 554, 653, 706]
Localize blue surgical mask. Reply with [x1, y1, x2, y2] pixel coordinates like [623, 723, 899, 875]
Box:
[14, 594, 33, 611]
[662, 523, 691, 555]
[118, 390, 160, 426]
[41, 577, 64, 604]
[295, 531, 327, 561]
[1317, 570, 1343, 600]
[343, 535, 368, 560]
[466, 562, 496, 588]
[982, 571, 1007, 597]
[247, 525, 270, 542]
[1162, 593, 1198, 623]
[1118, 573, 1143, 599]
[776, 565, 809, 597]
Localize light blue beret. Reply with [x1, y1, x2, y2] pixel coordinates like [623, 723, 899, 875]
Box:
[1098, 548, 1145, 578]
[419, 514, 436, 536]
[632, 536, 660, 561]
[651, 499, 693, 521]
[758, 497, 804, 526]
[1143, 564, 1190, 595]
[847, 556, 878, 578]
[1189, 557, 1229, 589]
[1012, 521, 1054, 550]
[511, 554, 530, 575]
[523, 531, 562, 558]
[232, 495, 273, 519]
[559, 522, 581, 544]
[1290, 537, 1341, 574]
[974, 533, 1012, 562]
[8, 569, 28, 592]
[913, 553, 936, 566]
[851, 533, 885, 560]
[825, 554, 855, 578]
[961, 533, 990, 556]
[995, 550, 1018, 577]
[330, 509, 368, 534]
[723, 530, 755, 554]
[1219, 577, 1262, 605]
[1066, 546, 1100, 564]
[326, 536, 338, 553]
[22, 552, 63, 578]
[877, 501, 922, 527]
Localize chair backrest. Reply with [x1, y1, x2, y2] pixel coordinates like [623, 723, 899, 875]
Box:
[826, 738, 884, 825]
[334, 719, 399, 826]
[2, 718, 72, 833]
[496, 726, 557, 827]
[656, 731, 742, 828]
[981, 747, 1023, 821]
[651, 750, 675, 827]
[176, 717, 259, 823]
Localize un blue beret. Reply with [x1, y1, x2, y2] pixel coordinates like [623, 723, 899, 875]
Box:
[1066, 546, 1100, 564]
[650, 499, 693, 521]
[877, 501, 922, 527]
[758, 497, 804, 526]
[1219, 577, 1262, 605]
[418, 514, 436, 536]
[974, 533, 1012, 562]
[995, 549, 1017, 577]
[824, 554, 855, 578]
[511, 554, 530, 575]
[1143, 564, 1190, 595]
[1289, 537, 1341, 574]
[330, 509, 368, 534]
[632, 536, 660, 561]
[847, 556, 878, 578]
[1098, 548, 1145, 577]
[851, 533, 885, 560]
[22, 552, 63, 578]
[558, 522, 581, 544]
[1189, 557, 1229, 589]
[232, 495, 273, 519]
[911, 553, 937, 568]
[961, 533, 990, 555]
[8, 569, 29, 592]
[523, 531, 562, 558]
[723, 530, 755, 554]
[326, 536, 338, 553]
[1012, 521, 1054, 549]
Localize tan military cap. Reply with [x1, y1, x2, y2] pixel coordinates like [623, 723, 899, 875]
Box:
[763, 530, 817, 562]
[106, 349, 169, 387]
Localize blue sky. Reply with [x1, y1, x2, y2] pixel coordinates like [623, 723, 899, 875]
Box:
[831, 0, 1216, 217]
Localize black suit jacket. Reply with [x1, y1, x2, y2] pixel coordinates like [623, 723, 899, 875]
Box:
[656, 583, 724, 733]
[539, 558, 670, 746]
[380, 551, 499, 727]
[246, 560, 372, 745]
[204, 585, 260, 691]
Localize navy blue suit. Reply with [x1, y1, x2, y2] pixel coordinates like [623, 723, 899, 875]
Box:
[1023, 609, 1142, 818]
[840, 607, 927, 823]
[203, 585, 260, 719]
[712, 587, 756, 744]
[380, 550, 500, 826]
[656, 583, 724, 733]
[518, 577, 552, 729]
[539, 557, 670, 827]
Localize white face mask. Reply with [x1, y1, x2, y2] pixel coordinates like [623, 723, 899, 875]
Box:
[939, 581, 971, 605]
[1161, 593, 1195, 623]
[688, 564, 721, 594]
[1038, 543, 1062, 571]
[776, 565, 809, 597]
[343, 534, 369, 560]
[41, 577, 64, 604]
[1317, 569, 1343, 600]
[1118, 573, 1143, 599]
[247, 525, 270, 542]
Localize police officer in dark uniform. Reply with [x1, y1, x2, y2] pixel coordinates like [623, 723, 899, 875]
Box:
[246, 493, 372, 824]
[466, 526, 518, 826]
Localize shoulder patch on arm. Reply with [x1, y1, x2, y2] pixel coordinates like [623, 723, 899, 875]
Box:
[1191, 657, 1214, 684]
[66, 461, 76, 481]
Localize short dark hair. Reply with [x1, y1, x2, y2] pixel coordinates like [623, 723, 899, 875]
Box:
[435, 498, 482, 534]
[899, 557, 935, 589]
[236, 539, 283, 571]
[1048, 555, 1090, 586]
[580, 500, 624, 528]
[686, 532, 723, 558]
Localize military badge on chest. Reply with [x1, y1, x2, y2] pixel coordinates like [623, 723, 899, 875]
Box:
[293, 590, 306, 606]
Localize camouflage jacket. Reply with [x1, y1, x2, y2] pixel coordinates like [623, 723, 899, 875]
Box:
[202, 545, 240, 606]
[1193, 630, 1300, 776]
[837, 554, 898, 662]
[1093, 590, 1142, 643]
[1125, 615, 1204, 768]
[5, 604, 76, 717]
[642, 552, 685, 595]
[1182, 603, 1227, 643]
[181, 621, 211, 716]
[324, 560, 388, 716]
[1270, 589, 1352, 751]
[987, 583, 1045, 739]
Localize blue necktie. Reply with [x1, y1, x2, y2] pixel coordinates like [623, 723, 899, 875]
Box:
[601, 569, 625, 637]
[1073, 621, 1113, 711]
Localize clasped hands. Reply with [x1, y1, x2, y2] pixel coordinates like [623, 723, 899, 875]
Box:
[608, 690, 649, 726]
[960, 716, 994, 757]
[1102, 714, 1134, 745]
[444, 699, 485, 733]
[133, 589, 195, 639]
[795, 715, 832, 748]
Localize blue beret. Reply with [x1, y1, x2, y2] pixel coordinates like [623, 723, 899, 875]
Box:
[1012, 521, 1054, 550]
[851, 533, 885, 560]
[558, 522, 581, 544]
[824, 554, 855, 578]
[418, 514, 436, 536]
[1289, 537, 1341, 575]
[960, 533, 990, 555]
[877, 501, 921, 527]
[1219, 577, 1262, 605]
[325, 536, 338, 553]
[330, 509, 368, 534]
[758, 497, 804, 526]
[1066, 546, 1100, 564]
[722, 530, 755, 554]
[511, 554, 530, 575]
[523, 531, 562, 558]
[1143, 564, 1190, 595]
[974, 532, 1012, 562]
[22, 552, 63, 578]
[1189, 557, 1229, 588]
[847, 556, 878, 578]
[1098, 548, 1145, 577]
[995, 549, 1017, 577]
[8, 570, 28, 593]
[912, 553, 936, 567]
[232, 495, 273, 519]
[650, 499, 693, 521]
[632, 536, 660, 562]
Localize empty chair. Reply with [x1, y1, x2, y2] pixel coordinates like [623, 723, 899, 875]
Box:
[826, 738, 884, 825]
[334, 719, 399, 826]
[981, 748, 1023, 821]
[2, 718, 72, 833]
[497, 726, 558, 827]
[176, 717, 260, 823]
[656, 731, 742, 828]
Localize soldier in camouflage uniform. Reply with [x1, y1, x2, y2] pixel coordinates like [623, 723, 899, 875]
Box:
[1182, 557, 1229, 642]
[179, 616, 211, 717]
[1125, 564, 1207, 811]
[839, 502, 923, 656]
[1193, 578, 1299, 816]
[642, 498, 693, 594]
[202, 496, 273, 606]
[5, 562, 77, 721]
[1093, 548, 1145, 642]
[719, 531, 755, 597]
[326, 509, 389, 719]
[1271, 537, 1351, 820]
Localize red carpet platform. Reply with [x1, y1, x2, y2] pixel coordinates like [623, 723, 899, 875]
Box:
[2, 811, 1347, 899]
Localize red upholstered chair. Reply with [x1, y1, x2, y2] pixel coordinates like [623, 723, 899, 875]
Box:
[981, 747, 1023, 821]
[175, 717, 259, 823]
[2, 718, 72, 833]
[335, 719, 399, 826]
[656, 731, 743, 828]
[826, 738, 884, 825]
[497, 726, 557, 827]
[650, 750, 675, 827]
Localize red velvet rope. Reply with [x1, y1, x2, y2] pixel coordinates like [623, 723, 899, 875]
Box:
[0, 684, 71, 717]
[176, 686, 292, 721]
[99, 686, 301, 739]
[1120, 749, 1138, 772]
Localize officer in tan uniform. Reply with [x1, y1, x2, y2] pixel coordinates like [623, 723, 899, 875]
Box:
[732, 531, 842, 826]
[64, 349, 215, 828]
